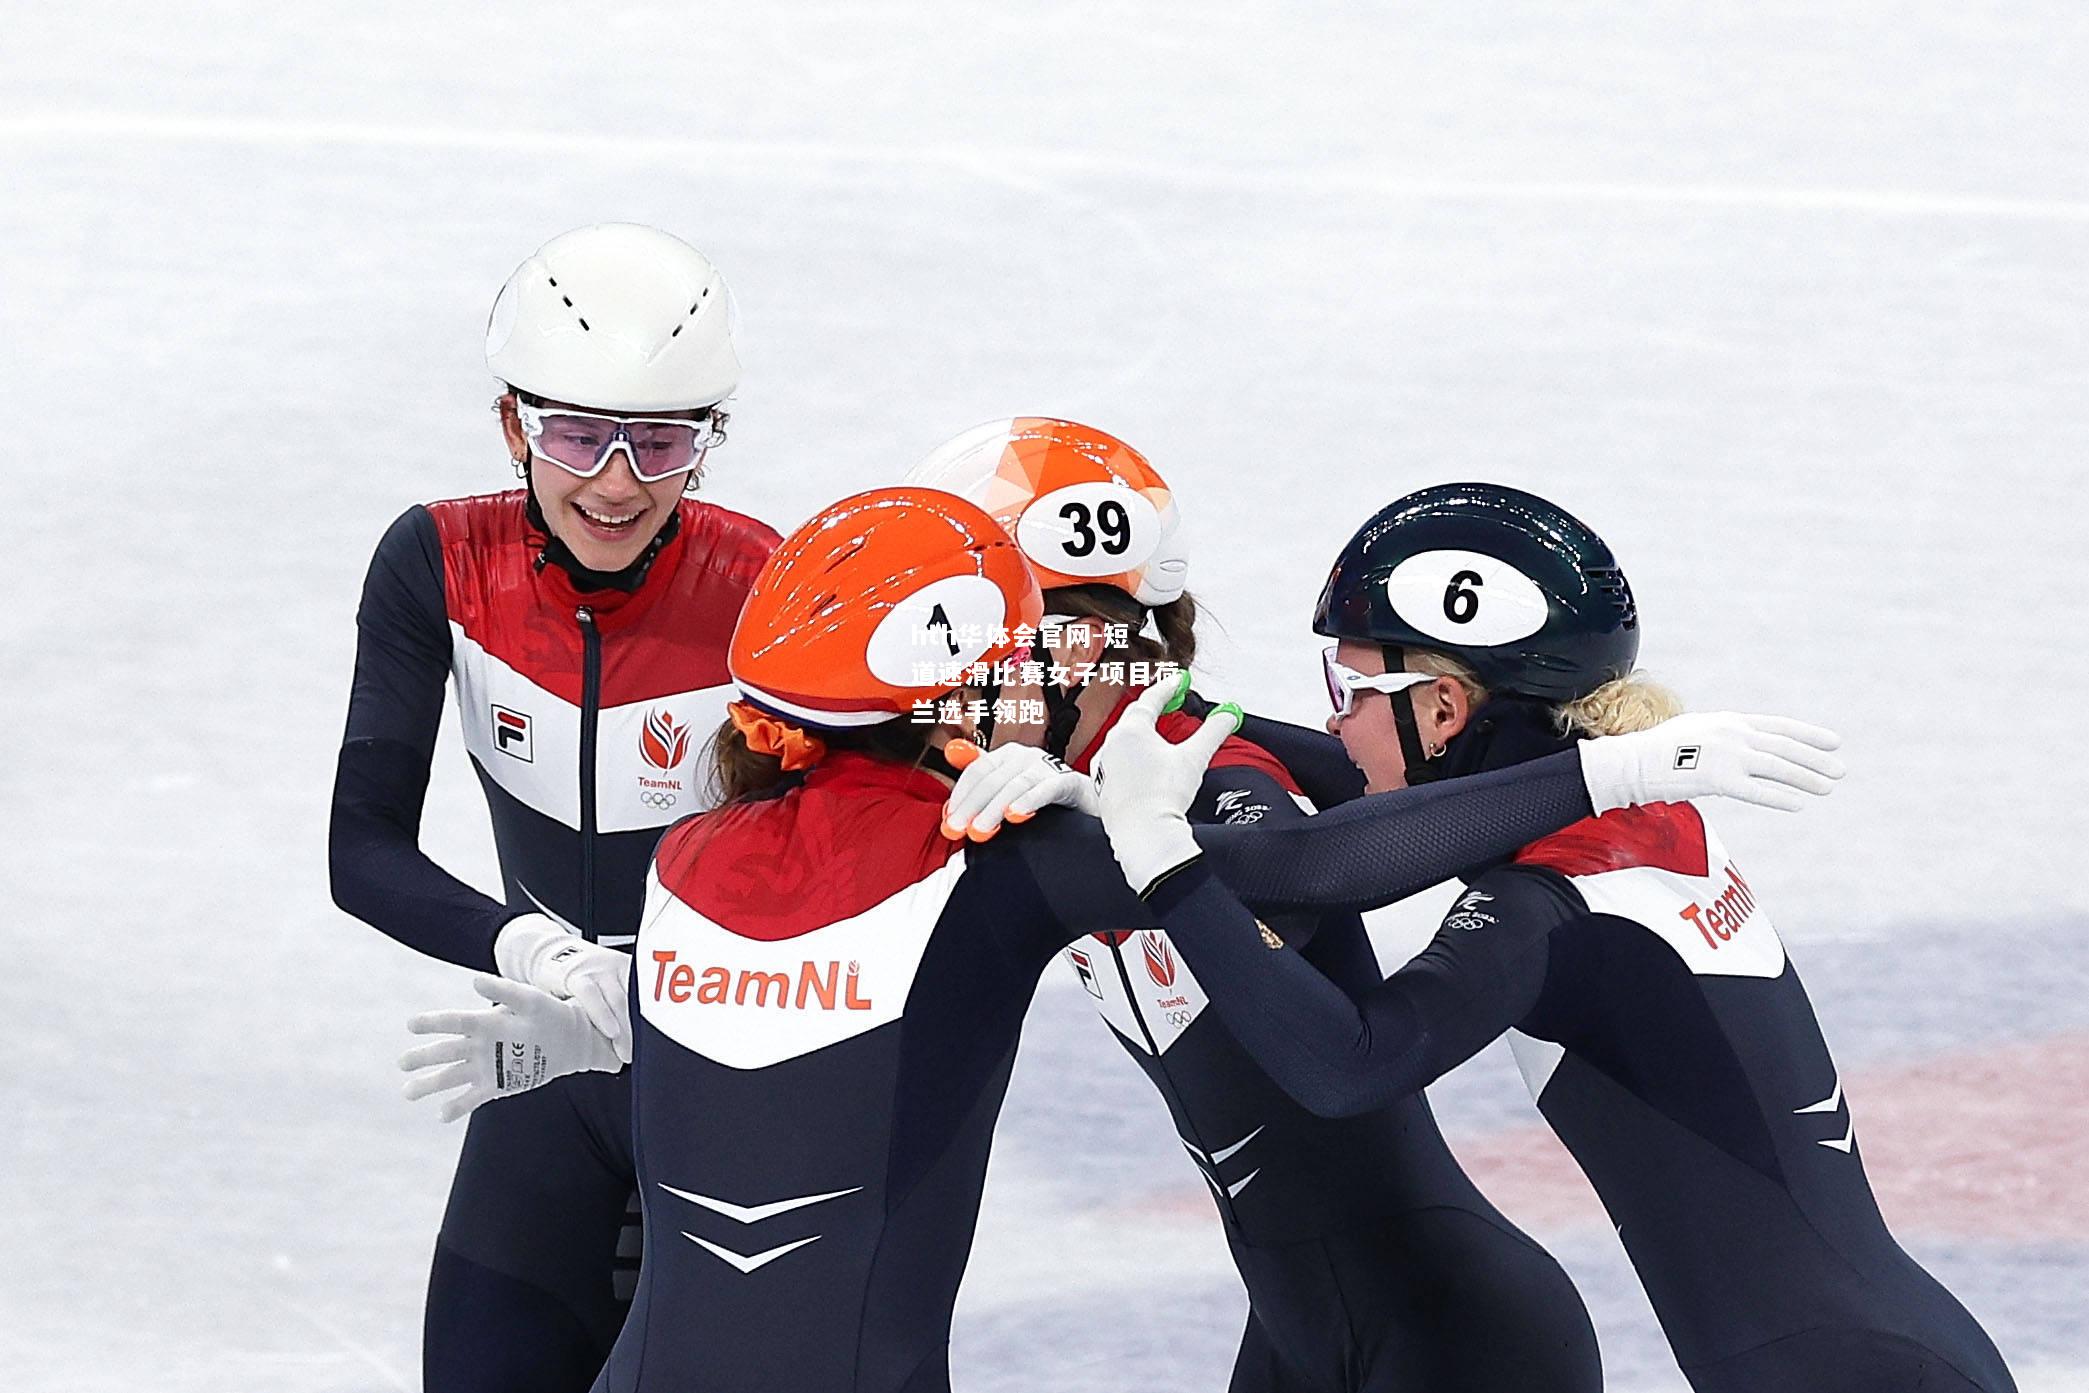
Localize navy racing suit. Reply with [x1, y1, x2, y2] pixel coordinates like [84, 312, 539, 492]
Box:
[1060, 693, 1600, 1392]
[1140, 791, 2017, 1393]
[603, 742, 1611, 1391]
[329, 489, 777, 1391]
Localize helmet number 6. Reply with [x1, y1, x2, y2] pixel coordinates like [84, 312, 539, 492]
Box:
[1443, 570, 1484, 624]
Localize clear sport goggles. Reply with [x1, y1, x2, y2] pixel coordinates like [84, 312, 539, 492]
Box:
[515, 401, 727, 484]
[1322, 646, 1438, 719]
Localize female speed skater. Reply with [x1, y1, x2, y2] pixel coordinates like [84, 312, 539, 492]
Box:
[906, 417, 1604, 1392]
[1069, 483, 2016, 1393]
[399, 484, 1841, 1391]
[328, 223, 779, 1392]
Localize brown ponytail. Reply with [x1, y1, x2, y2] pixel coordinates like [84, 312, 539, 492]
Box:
[703, 711, 949, 807]
[1044, 584, 1202, 667]
[706, 715, 788, 803]
[1148, 593, 1198, 666]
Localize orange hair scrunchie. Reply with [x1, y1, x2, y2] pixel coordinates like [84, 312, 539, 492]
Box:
[728, 700, 828, 772]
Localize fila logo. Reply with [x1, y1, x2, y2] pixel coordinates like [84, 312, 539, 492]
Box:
[651, 950, 871, 1011]
[1067, 947, 1104, 999]
[1142, 932, 1177, 988]
[1679, 863, 1758, 950]
[493, 705, 534, 762]
[640, 708, 692, 771]
[1673, 744, 1702, 770]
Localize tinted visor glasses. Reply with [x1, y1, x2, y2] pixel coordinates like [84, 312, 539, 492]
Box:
[1322, 646, 1438, 719]
[516, 401, 726, 484]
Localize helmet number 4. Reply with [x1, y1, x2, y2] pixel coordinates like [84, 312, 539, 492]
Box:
[1443, 570, 1484, 624]
[1059, 500, 1132, 559]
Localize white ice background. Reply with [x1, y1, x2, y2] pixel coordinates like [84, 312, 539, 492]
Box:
[3, 3, 2087, 1390]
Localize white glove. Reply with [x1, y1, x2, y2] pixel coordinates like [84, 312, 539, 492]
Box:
[1580, 712, 1845, 815]
[494, 914, 634, 1064]
[400, 975, 625, 1123]
[1092, 677, 1243, 894]
[940, 739, 1099, 841]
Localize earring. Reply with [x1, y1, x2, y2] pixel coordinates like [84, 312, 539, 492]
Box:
[1425, 740, 1446, 759]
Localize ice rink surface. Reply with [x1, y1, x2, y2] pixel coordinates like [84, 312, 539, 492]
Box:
[4, 2, 2087, 1388]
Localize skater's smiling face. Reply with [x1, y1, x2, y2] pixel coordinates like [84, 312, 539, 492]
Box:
[1325, 641, 1474, 793]
[499, 392, 700, 574]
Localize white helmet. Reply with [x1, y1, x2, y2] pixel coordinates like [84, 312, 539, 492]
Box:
[485, 223, 740, 412]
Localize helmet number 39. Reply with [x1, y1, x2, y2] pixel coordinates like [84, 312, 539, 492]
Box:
[1058, 499, 1132, 558]
[1018, 482, 1162, 579]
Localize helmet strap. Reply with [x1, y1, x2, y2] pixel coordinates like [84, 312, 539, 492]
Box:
[1042, 677, 1085, 760]
[973, 674, 1003, 749]
[1382, 645, 1441, 785]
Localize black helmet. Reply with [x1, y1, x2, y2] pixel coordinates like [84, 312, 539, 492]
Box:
[1312, 483, 1638, 703]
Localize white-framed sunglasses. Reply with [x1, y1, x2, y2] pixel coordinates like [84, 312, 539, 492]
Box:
[515, 400, 727, 484]
[1322, 646, 1439, 719]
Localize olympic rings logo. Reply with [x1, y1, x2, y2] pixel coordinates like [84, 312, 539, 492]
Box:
[639, 791, 679, 810]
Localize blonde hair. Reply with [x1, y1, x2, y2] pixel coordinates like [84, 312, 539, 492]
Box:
[1403, 649, 1490, 709]
[1402, 650, 1683, 738]
[1554, 671, 1683, 737]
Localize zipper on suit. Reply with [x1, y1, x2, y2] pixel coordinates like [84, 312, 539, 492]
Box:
[577, 606, 601, 939]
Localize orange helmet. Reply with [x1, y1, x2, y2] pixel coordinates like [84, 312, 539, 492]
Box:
[903, 418, 1188, 607]
[730, 487, 1045, 726]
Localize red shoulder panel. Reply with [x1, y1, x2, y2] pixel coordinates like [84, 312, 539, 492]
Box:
[590, 500, 779, 707]
[426, 491, 778, 708]
[676, 498, 780, 592]
[654, 753, 961, 941]
[1154, 709, 1303, 796]
[426, 490, 538, 632]
[1515, 801, 1710, 879]
[1072, 687, 1303, 797]
[427, 491, 584, 699]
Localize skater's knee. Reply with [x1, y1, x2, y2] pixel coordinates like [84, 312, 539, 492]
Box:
[424, 1243, 615, 1393]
